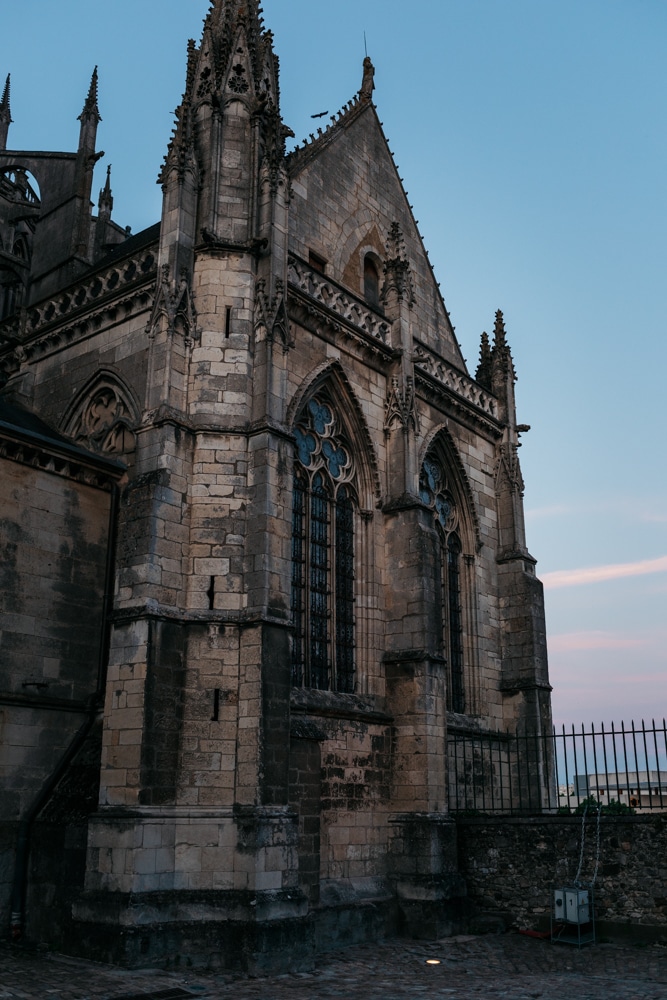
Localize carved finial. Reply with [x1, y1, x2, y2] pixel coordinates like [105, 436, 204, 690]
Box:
[79, 66, 102, 124]
[493, 309, 507, 349]
[0, 73, 12, 150]
[159, 41, 198, 186]
[0, 74, 11, 120]
[476, 331, 492, 389]
[489, 308, 515, 389]
[381, 221, 415, 307]
[360, 56, 375, 100]
[98, 164, 113, 215]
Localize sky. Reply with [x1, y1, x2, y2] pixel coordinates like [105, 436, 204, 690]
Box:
[1, 1, 665, 728]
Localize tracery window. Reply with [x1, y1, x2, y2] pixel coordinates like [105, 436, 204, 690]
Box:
[291, 395, 356, 692]
[63, 377, 137, 458]
[420, 456, 465, 713]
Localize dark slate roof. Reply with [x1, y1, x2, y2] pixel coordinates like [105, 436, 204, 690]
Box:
[0, 397, 125, 473]
[100, 221, 160, 264]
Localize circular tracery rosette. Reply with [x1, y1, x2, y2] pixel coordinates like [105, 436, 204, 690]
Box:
[419, 456, 458, 534]
[294, 397, 355, 487]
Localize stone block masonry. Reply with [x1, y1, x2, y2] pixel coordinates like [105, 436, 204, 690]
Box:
[457, 814, 667, 939]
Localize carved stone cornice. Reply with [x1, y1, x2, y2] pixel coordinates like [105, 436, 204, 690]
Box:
[414, 369, 503, 442]
[288, 256, 390, 342]
[0, 430, 124, 491]
[413, 342, 498, 420]
[287, 256, 393, 366]
[0, 245, 158, 375]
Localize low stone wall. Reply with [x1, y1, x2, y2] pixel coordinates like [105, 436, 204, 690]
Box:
[456, 814, 667, 939]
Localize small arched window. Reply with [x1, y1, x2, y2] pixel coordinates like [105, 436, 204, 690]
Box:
[420, 456, 465, 713]
[364, 255, 380, 308]
[291, 395, 356, 692]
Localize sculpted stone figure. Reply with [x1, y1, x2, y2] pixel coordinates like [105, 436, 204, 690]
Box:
[360, 55, 375, 99]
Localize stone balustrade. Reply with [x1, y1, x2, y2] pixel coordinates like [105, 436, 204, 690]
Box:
[413, 342, 497, 419]
[288, 256, 391, 346]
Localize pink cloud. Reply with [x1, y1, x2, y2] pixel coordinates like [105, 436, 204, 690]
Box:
[542, 554, 667, 589]
[549, 631, 648, 653]
[525, 504, 572, 520]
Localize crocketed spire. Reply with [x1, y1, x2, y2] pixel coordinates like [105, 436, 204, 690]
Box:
[79, 66, 101, 125]
[475, 330, 492, 390]
[0, 73, 12, 150]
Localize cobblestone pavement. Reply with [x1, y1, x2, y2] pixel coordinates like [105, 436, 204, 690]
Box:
[2, 934, 667, 1000]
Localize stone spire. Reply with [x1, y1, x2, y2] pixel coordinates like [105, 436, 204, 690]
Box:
[159, 40, 198, 186]
[490, 308, 515, 395]
[0, 74, 12, 151]
[79, 66, 101, 127]
[73, 67, 103, 259]
[202, 0, 268, 94]
[78, 66, 102, 160]
[98, 163, 113, 217]
[475, 330, 492, 390]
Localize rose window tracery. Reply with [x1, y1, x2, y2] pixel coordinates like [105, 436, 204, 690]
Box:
[68, 383, 136, 457]
[228, 64, 249, 94]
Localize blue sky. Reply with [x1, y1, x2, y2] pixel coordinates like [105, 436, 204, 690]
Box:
[2, 1, 665, 726]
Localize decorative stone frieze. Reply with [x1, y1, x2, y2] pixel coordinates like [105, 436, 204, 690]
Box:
[288, 256, 391, 346]
[413, 342, 498, 418]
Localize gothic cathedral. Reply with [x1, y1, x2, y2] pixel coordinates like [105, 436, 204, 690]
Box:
[0, 0, 551, 969]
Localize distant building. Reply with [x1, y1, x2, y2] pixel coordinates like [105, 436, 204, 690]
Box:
[0, 0, 552, 971]
[572, 772, 667, 810]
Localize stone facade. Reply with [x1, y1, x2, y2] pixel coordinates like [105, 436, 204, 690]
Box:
[0, 0, 551, 970]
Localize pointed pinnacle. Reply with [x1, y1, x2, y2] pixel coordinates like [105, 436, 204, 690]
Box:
[0, 74, 11, 122]
[79, 66, 101, 122]
[475, 331, 493, 388]
[493, 309, 507, 348]
[99, 164, 113, 212]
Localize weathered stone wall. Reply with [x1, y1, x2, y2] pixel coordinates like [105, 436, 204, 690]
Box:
[457, 815, 667, 935]
[0, 454, 114, 928]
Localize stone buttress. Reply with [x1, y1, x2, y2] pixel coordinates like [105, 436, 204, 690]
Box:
[74, 1, 307, 969]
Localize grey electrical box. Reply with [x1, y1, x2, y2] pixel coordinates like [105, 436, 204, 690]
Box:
[552, 883, 595, 946]
[554, 887, 590, 924]
[565, 888, 589, 924]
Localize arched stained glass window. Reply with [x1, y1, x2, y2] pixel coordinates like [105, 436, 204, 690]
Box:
[291, 395, 356, 692]
[420, 455, 465, 713]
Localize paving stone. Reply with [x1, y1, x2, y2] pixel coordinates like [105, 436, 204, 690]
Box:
[2, 935, 667, 1000]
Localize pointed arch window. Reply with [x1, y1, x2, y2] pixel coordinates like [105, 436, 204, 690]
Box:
[420, 456, 465, 713]
[364, 255, 380, 309]
[291, 396, 356, 692]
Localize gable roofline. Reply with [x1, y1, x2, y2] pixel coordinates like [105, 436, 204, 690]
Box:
[286, 93, 370, 175]
[287, 85, 466, 372]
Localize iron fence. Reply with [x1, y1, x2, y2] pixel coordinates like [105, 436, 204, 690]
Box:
[447, 718, 667, 815]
